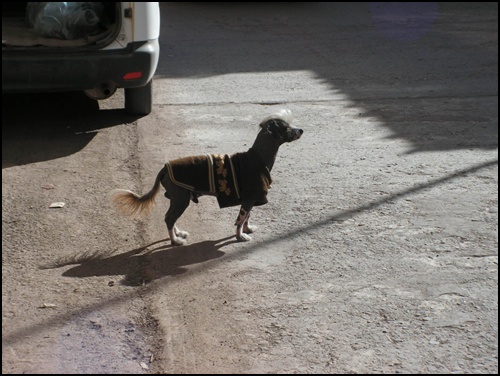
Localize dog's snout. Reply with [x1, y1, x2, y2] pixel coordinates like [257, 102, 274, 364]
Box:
[293, 128, 303, 140]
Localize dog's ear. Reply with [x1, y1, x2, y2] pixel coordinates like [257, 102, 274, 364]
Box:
[260, 119, 281, 139]
[259, 119, 270, 132]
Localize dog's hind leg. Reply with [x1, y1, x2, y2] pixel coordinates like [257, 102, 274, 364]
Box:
[164, 191, 191, 246]
[235, 202, 254, 241]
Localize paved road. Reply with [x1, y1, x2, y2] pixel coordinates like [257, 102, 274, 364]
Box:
[2, 2, 497, 373]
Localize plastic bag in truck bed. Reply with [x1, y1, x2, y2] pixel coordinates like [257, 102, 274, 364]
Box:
[26, 2, 104, 40]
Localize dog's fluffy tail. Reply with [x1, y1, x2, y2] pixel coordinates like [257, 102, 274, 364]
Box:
[110, 166, 167, 218]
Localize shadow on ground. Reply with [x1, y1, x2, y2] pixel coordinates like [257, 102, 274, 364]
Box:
[2, 92, 139, 168]
[45, 158, 497, 286]
[43, 236, 238, 286]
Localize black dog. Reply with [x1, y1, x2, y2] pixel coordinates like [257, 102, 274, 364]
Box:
[110, 109, 303, 245]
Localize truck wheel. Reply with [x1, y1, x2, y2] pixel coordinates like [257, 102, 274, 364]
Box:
[125, 80, 152, 115]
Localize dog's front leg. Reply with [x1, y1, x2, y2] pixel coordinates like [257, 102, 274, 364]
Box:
[235, 202, 254, 241]
[243, 211, 256, 234]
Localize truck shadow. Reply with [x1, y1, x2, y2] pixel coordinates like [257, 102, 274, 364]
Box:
[2, 92, 139, 168]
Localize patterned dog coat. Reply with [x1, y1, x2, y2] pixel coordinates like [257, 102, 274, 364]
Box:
[165, 148, 272, 208]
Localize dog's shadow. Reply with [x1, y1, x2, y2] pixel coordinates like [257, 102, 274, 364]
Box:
[44, 236, 237, 286]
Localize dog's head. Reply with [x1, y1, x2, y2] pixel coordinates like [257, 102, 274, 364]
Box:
[259, 109, 303, 144]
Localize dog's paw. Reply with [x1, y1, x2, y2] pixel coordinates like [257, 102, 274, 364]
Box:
[173, 226, 189, 239]
[237, 233, 252, 242]
[171, 237, 187, 246]
[243, 224, 256, 234]
[176, 230, 190, 239]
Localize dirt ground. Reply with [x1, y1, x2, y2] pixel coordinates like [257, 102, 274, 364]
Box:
[2, 2, 498, 374]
